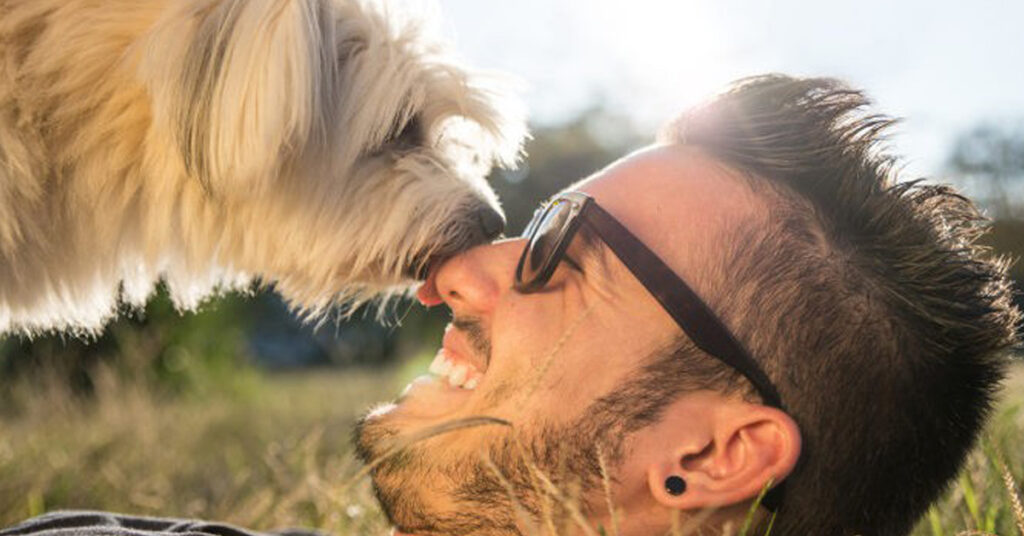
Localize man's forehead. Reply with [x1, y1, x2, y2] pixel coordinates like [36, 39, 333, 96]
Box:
[565, 144, 768, 285]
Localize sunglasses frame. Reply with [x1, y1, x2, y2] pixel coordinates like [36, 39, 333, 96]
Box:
[514, 191, 787, 510]
[515, 197, 589, 293]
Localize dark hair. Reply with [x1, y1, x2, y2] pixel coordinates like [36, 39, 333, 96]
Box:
[658, 74, 1022, 535]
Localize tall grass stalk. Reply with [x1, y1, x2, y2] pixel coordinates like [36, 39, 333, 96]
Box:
[481, 453, 543, 536]
[992, 444, 1024, 534]
[596, 444, 620, 536]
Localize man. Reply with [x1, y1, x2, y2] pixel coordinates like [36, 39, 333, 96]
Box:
[2, 75, 1019, 536]
[353, 74, 1021, 535]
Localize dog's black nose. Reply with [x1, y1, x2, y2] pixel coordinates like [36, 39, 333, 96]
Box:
[476, 206, 505, 239]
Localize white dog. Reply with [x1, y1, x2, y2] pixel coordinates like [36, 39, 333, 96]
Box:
[0, 0, 526, 335]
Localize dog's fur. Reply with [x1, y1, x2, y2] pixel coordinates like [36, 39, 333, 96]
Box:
[0, 0, 526, 335]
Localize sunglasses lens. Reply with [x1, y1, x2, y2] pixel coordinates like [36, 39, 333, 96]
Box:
[520, 199, 573, 286]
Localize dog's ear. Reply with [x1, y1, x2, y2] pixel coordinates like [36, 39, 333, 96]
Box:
[140, 0, 335, 197]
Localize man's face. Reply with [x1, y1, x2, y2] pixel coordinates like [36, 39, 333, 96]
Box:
[355, 145, 769, 535]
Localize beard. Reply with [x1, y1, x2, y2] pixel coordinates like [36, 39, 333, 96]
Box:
[354, 325, 693, 536]
[353, 400, 617, 535]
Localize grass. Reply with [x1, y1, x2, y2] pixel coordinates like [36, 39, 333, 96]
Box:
[920, 364, 1024, 536]
[0, 365, 400, 534]
[1, 356, 1023, 535]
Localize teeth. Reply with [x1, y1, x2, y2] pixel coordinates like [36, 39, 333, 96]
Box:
[428, 352, 450, 376]
[428, 349, 482, 390]
[448, 364, 468, 388]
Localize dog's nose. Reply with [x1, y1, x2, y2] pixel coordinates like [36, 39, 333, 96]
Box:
[476, 206, 505, 239]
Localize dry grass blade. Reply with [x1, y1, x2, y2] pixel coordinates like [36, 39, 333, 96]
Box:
[990, 442, 1024, 535]
[511, 437, 561, 536]
[1003, 467, 1024, 536]
[481, 452, 543, 536]
[669, 508, 683, 536]
[596, 443, 621, 536]
[517, 450, 600, 536]
[341, 415, 511, 492]
[533, 470, 600, 536]
[674, 507, 718, 536]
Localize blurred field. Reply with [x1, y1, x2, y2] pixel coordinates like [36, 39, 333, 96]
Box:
[0, 362, 408, 534]
[1, 349, 1023, 535]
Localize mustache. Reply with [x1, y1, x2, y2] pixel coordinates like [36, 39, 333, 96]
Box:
[451, 316, 491, 366]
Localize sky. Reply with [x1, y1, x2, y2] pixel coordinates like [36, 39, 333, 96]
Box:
[431, 0, 1024, 179]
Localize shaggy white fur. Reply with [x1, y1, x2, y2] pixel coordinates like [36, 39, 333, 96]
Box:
[0, 0, 526, 335]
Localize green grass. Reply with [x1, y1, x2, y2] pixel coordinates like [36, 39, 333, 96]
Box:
[0, 366, 401, 534]
[917, 365, 1024, 536]
[1, 359, 1022, 535]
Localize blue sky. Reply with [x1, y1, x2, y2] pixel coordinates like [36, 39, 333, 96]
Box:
[434, 0, 1024, 179]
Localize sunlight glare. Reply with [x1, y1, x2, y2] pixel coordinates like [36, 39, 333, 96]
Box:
[580, 0, 734, 126]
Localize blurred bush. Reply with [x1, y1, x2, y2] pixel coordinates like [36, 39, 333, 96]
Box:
[946, 121, 1024, 337]
[948, 122, 1024, 220]
[0, 287, 256, 417]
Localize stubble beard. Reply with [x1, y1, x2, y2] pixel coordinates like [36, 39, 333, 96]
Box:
[353, 323, 688, 535]
[353, 407, 616, 535]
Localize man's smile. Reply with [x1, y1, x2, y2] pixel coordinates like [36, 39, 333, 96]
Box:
[430, 323, 487, 389]
[376, 321, 494, 423]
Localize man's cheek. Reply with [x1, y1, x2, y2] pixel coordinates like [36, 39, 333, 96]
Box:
[480, 355, 531, 409]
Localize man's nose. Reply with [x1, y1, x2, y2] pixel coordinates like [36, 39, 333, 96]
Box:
[416, 239, 523, 312]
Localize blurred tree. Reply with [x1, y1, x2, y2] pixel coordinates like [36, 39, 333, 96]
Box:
[493, 105, 646, 233]
[948, 122, 1024, 219]
[946, 121, 1024, 340]
[0, 286, 255, 415]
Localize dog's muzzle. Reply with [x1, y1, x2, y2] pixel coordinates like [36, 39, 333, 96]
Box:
[475, 205, 505, 240]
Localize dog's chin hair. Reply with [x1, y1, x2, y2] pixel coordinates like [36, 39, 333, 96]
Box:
[0, 0, 526, 336]
[267, 157, 498, 324]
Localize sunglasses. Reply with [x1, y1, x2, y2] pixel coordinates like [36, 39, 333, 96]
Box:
[515, 191, 783, 409]
[514, 191, 787, 510]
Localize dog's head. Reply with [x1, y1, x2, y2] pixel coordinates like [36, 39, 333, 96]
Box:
[140, 0, 526, 314]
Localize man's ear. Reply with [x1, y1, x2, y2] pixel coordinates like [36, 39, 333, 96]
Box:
[645, 400, 801, 510]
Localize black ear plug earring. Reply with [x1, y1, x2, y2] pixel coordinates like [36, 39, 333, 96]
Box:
[665, 475, 687, 496]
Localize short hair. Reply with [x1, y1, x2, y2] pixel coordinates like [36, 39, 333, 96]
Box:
[657, 74, 1022, 535]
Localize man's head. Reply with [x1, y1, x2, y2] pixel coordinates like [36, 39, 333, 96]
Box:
[355, 75, 1021, 535]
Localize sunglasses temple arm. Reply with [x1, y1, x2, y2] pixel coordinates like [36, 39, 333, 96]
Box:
[584, 202, 784, 410]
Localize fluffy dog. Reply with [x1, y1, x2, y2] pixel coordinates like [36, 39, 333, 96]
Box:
[0, 0, 526, 335]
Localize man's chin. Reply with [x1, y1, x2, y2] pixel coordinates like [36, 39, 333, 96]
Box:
[353, 374, 466, 479]
[354, 373, 523, 536]
[374, 373, 480, 424]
